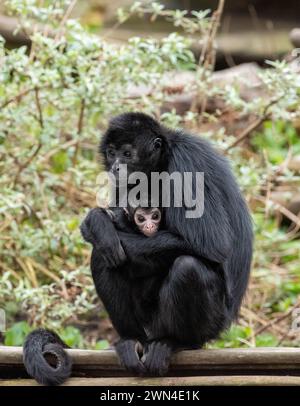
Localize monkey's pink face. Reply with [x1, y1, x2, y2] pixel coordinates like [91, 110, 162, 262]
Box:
[134, 208, 161, 237]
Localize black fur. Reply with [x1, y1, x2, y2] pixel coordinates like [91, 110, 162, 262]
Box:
[24, 112, 253, 382]
[82, 113, 253, 376]
[23, 328, 71, 385]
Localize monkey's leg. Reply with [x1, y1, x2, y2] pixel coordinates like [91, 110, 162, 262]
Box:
[144, 255, 228, 376]
[91, 249, 147, 375]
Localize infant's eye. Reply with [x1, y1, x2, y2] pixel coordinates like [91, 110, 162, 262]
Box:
[152, 213, 159, 220]
[137, 215, 145, 223]
[124, 150, 132, 158]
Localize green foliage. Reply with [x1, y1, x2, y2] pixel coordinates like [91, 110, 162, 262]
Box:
[0, 1, 300, 349]
[210, 325, 252, 348]
[4, 321, 32, 346]
[252, 121, 300, 164]
[210, 326, 279, 348]
[51, 151, 70, 174]
[117, 2, 211, 34]
[59, 326, 83, 348]
[255, 333, 278, 347]
[95, 340, 110, 350]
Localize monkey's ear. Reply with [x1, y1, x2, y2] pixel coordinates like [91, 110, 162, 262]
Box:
[153, 138, 162, 150]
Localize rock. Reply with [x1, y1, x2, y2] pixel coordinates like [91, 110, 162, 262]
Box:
[213, 62, 264, 102]
[160, 63, 264, 114]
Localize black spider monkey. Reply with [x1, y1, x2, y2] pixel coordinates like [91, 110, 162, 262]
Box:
[23, 112, 253, 383]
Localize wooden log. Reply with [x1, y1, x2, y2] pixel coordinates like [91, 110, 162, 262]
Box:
[0, 15, 31, 46]
[1, 375, 300, 386]
[3, 346, 300, 366]
[1, 347, 300, 378]
[290, 28, 300, 48]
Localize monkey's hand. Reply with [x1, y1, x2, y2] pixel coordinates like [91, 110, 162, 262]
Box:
[80, 207, 126, 268]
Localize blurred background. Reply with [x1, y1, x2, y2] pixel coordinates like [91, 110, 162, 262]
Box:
[2, 0, 300, 65]
[0, 0, 300, 351]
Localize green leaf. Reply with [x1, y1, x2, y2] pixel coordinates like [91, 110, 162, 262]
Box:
[95, 340, 110, 350]
[59, 326, 83, 348]
[51, 151, 70, 174]
[67, 217, 79, 231]
[256, 333, 278, 347]
[4, 321, 32, 346]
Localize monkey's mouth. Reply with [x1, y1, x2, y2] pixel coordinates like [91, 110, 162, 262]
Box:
[143, 229, 158, 237]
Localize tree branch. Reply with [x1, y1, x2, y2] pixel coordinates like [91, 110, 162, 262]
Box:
[34, 87, 44, 128]
[191, 0, 225, 115]
[13, 142, 42, 187]
[225, 96, 284, 152]
[72, 99, 85, 165]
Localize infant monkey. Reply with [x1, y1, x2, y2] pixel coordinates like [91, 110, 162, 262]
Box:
[107, 206, 162, 237]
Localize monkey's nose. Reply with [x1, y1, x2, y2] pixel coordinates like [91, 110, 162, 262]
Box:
[111, 162, 120, 174]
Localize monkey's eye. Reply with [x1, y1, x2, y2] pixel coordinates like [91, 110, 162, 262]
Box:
[137, 215, 145, 223]
[123, 150, 132, 158]
[153, 138, 162, 150]
[107, 149, 115, 157]
[152, 212, 159, 220]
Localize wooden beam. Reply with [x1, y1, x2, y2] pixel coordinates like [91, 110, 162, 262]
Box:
[2, 375, 300, 386]
[2, 346, 300, 365]
[1, 346, 300, 378]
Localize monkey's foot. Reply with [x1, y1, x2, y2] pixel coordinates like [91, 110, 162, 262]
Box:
[115, 339, 146, 376]
[143, 339, 173, 376]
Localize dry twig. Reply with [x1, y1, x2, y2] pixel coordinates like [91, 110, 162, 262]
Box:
[255, 299, 300, 336]
[191, 0, 225, 116]
[225, 96, 284, 151]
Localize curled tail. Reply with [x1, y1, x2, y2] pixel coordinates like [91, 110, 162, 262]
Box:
[23, 328, 72, 385]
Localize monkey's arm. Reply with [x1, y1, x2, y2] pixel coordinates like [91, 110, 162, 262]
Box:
[80, 207, 126, 267]
[118, 230, 193, 258]
[118, 230, 231, 304]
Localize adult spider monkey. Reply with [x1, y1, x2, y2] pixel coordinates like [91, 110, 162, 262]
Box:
[23, 112, 253, 383]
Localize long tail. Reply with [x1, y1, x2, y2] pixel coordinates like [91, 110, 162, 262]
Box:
[23, 328, 72, 385]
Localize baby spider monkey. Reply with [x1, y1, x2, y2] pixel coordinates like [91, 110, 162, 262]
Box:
[107, 206, 162, 237]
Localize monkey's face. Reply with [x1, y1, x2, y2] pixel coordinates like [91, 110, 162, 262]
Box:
[134, 207, 161, 237]
[105, 142, 139, 181]
[100, 112, 169, 181]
